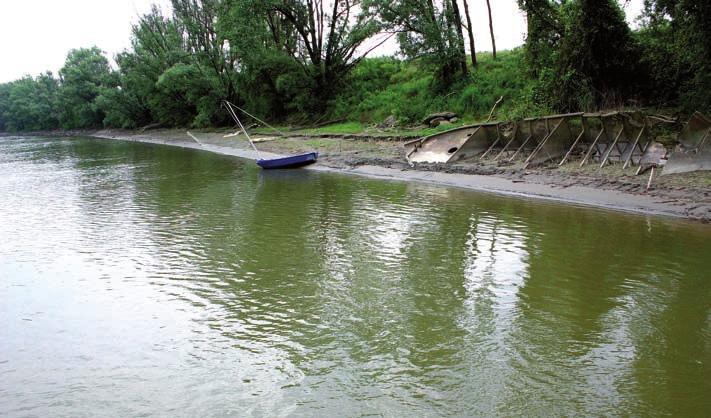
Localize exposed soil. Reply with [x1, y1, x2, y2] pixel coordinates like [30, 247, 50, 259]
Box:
[13, 128, 710, 222]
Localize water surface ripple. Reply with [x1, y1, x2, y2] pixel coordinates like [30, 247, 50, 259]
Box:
[1, 136, 710, 417]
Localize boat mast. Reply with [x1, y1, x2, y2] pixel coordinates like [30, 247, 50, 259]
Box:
[223, 101, 263, 160]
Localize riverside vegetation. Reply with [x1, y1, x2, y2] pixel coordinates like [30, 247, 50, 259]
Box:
[0, 0, 710, 133]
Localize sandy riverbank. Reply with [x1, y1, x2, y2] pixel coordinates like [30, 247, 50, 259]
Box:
[86, 128, 711, 222]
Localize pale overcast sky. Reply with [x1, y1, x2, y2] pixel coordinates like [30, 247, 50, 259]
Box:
[0, 0, 645, 83]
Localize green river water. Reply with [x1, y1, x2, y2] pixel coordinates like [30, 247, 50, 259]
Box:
[1, 136, 710, 417]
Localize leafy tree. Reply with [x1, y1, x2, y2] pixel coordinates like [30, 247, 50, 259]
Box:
[216, 0, 302, 119]
[517, 0, 564, 77]
[641, 0, 711, 112]
[2, 74, 59, 131]
[260, 0, 383, 112]
[95, 84, 148, 129]
[153, 63, 213, 126]
[57, 47, 115, 128]
[371, 0, 469, 87]
[171, 0, 238, 122]
[0, 82, 11, 131]
[552, 0, 640, 110]
[108, 7, 189, 127]
[645, 0, 711, 56]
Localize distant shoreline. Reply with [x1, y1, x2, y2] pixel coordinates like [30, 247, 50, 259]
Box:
[4, 129, 710, 223]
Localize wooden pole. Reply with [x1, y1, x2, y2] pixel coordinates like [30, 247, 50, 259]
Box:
[224, 100, 286, 137]
[224, 101, 263, 160]
[186, 131, 205, 146]
[581, 127, 606, 167]
[697, 128, 711, 151]
[524, 118, 564, 168]
[405, 142, 421, 162]
[480, 125, 501, 159]
[559, 126, 586, 166]
[623, 125, 646, 170]
[494, 124, 518, 161]
[599, 126, 625, 169]
[635, 140, 654, 176]
[509, 120, 534, 162]
[509, 135, 532, 162]
[646, 167, 655, 192]
[486, 96, 503, 122]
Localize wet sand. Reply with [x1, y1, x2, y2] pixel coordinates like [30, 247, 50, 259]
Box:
[89, 129, 711, 222]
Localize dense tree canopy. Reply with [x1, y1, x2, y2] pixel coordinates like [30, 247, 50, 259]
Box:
[640, 0, 711, 111]
[371, 0, 470, 86]
[1, 0, 710, 133]
[1, 74, 59, 131]
[57, 47, 115, 129]
[553, 0, 641, 110]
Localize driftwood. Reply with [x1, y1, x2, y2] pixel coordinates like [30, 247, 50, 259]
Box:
[139, 122, 163, 132]
[486, 96, 504, 122]
[289, 117, 347, 131]
[310, 117, 346, 129]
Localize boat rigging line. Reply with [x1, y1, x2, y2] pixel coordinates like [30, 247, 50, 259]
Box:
[223, 100, 263, 160]
[222, 100, 287, 137]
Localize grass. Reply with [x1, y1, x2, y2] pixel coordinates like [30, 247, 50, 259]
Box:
[299, 121, 365, 135]
[248, 120, 466, 137]
[327, 49, 543, 127]
[232, 50, 542, 138]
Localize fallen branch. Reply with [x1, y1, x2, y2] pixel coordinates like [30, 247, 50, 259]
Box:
[139, 122, 162, 132]
[310, 117, 346, 129]
[486, 96, 504, 122]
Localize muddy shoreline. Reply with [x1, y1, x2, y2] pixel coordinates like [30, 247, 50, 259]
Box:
[7, 128, 710, 222]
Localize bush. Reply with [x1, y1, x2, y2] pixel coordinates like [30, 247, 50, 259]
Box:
[327, 49, 542, 125]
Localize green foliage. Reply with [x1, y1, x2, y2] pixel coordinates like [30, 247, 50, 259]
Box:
[328, 57, 403, 121]
[219, 0, 301, 119]
[3, 0, 711, 133]
[154, 63, 223, 127]
[0, 73, 59, 131]
[640, 0, 711, 113]
[300, 122, 367, 135]
[0, 83, 9, 131]
[221, 0, 382, 115]
[342, 61, 441, 123]
[645, 0, 711, 57]
[635, 22, 687, 108]
[518, 0, 564, 77]
[458, 50, 545, 119]
[329, 50, 542, 124]
[56, 47, 115, 129]
[98, 7, 187, 128]
[95, 86, 145, 129]
[369, 0, 469, 86]
[551, 0, 641, 111]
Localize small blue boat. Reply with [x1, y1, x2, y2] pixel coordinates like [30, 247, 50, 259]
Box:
[223, 101, 318, 169]
[257, 152, 318, 169]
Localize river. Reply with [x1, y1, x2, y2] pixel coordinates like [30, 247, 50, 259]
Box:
[1, 136, 710, 417]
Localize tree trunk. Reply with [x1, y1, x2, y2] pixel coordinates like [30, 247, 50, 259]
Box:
[461, 0, 477, 67]
[485, 0, 497, 59]
[449, 0, 468, 75]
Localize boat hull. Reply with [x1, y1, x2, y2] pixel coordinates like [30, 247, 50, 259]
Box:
[257, 152, 318, 169]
